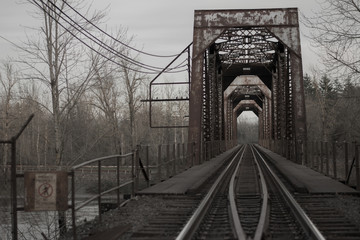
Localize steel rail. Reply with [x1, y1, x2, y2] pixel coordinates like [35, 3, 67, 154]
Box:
[228, 145, 247, 239]
[252, 145, 326, 240]
[250, 145, 269, 240]
[228, 145, 269, 240]
[175, 145, 245, 240]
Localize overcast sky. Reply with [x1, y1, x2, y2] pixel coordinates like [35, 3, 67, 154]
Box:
[0, 0, 323, 74]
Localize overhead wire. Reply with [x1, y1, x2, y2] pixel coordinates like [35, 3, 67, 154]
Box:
[31, 0, 189, 74]
[32, 0, 155, 74]
[61, 0, 180, 58]
[40, 0, 187, 73]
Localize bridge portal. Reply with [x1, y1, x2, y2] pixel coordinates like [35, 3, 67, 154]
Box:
[188, 8, 306, 164]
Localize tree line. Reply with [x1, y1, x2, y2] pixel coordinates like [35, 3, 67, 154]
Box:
[2, 0, 360, 172]
[304, 74, 360, 143]
[0, 0, 188, 172]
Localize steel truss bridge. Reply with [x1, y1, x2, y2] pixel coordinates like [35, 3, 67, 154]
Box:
[148, 8, 306, 165]
[188, 8, 306, 164]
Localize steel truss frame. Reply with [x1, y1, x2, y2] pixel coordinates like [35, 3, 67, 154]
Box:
[189, 8, 307, 164]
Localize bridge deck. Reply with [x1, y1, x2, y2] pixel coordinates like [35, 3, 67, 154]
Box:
[256, 144, 358, 194]
[139, 145, 358, 195]
[138, 146, 239, 195]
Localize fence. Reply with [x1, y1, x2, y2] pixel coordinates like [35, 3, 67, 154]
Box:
[4, 138, 236, 239]
[67, 142, 198, 239]
[69, 152, 135, 239]
[261, 139, 360, 190]
[0, 114, 34, 240]
[137, 142, 196, 184]
[306, 141, 360, 189]
[203, 140, 237, 162]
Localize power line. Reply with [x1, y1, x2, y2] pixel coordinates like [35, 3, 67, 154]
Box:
[39, 0, 187, 73]
[31, 0, 189, 75]
[61, 0, 180, 58]
[31, 0, 154, 74]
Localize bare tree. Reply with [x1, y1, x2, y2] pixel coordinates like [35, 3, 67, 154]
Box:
[91, 65, 124, 153]
[15, 0, 108, 234]
[120, 57, 147, 150]
[88, 28, 132, 154]
[312, 75, 339, 141]
[303, 0, 360, 77]
[17, 0, 106, 166]
[0, 62, 19, 173]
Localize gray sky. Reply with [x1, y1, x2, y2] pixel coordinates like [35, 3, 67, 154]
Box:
[1, 0, 323, 74]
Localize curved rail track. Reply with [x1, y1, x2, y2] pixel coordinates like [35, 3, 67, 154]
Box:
[128, 144, 360, 240]
[176, 144, 324, 240]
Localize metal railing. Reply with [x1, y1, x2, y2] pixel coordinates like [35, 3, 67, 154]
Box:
[69, 142, 200, 239]
[69, 152, 136, 239]
[4, 138, 232, 239]
[203, 140, 237, 162]
[260, 139, 360, 190]
[305, 141, 360, 189]
[138, 142, 196, 183]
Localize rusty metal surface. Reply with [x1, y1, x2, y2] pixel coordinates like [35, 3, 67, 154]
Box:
[189, 8, 306, 164]
[233, 100, 262, 117]
[224, 75, 271, 99]
[193, 8, 299, 28]
[147, 43, 192, 128]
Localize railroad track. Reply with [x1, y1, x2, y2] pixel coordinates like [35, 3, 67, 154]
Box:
[294, 194, 360, 240]
[129, 146, 243, 240]
[177, 144, 323, 239]
[127, 144, 360, 239]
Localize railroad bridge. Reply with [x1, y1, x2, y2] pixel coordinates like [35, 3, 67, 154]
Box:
[7, 7, 360, 240]
[187, 8, 306, 164]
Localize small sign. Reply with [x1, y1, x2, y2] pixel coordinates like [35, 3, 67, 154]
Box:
[25, 171, 68, 211]
[34, 173, 56, 210]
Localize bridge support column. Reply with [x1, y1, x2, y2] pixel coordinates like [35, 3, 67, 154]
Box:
[291, 53, 307, 163]
[189, 56, 204, 165]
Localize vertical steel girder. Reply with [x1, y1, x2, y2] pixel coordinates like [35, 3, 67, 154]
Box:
[201, 48, 223, 160]
[189, 8, 306, 164]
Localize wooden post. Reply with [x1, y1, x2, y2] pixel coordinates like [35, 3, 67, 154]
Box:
[313, 142, 316, 170]
[344, 141, 349, 180]
[173, 144, 176, 176]
[71, 171, 77, 240]
[146, 146, 150, 187]
[356, 145, 360, 190]
[346, 142, 357, 185]
[207, 142, 210, 161]
[182, 142, 185, 168]
[332, 142, 337, 179]
[325, 142, 329, 176]
[187, 143, 190, 168]
[11, 140, 17, 240]
[135, 146, 139, 192]
[117, 156, 120, 205]
[309, 141, 313, 168]
[320, 142, 324, 173]
[98, 161, 102, 222]
[177, 143, 181, 171]
[131, 151, 135, 196]
[157, 145, 162, 182]
[192, 142, 196, 167]
[300, 140, 304, 165]
[166, 144, 170, 178]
